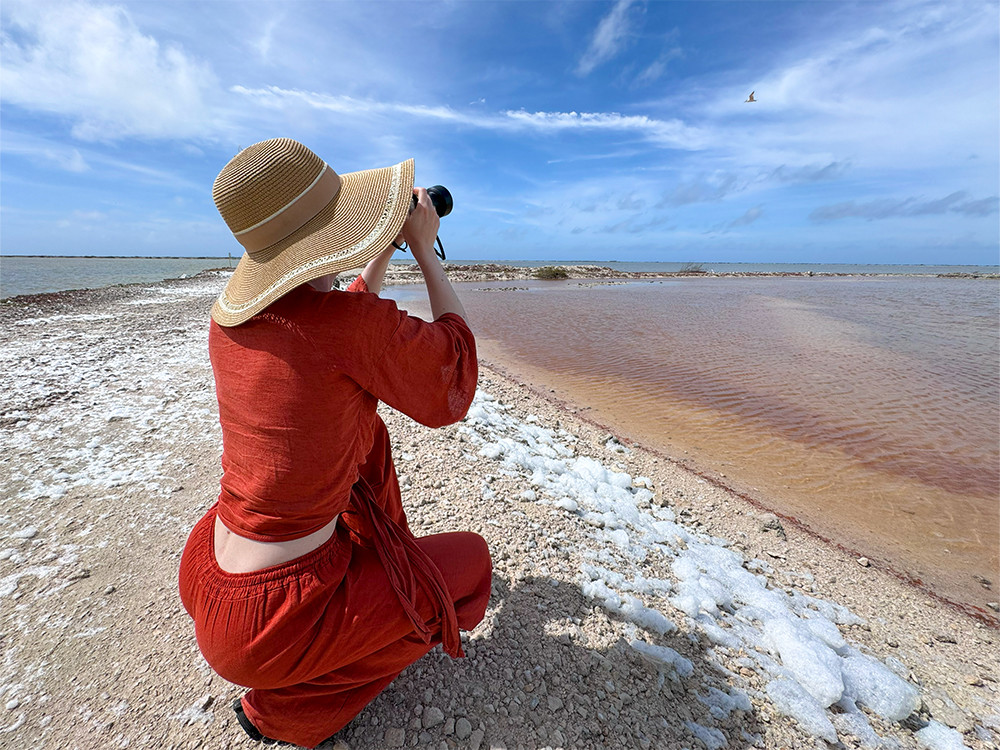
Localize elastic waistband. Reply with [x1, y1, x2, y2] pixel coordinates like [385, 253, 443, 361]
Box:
[186, 504, 350, 593]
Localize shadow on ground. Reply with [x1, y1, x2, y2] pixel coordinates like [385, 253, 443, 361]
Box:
[333, 573, 762, 750]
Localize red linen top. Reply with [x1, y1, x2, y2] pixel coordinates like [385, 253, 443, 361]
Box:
[209, 276, 477, 542]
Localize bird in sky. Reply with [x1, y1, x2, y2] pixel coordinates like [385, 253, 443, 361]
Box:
[745, 91, 757, 103]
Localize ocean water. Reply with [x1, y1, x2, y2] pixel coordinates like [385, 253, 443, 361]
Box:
[387, 275, 1000, 612]
[0, 256, 234, 299]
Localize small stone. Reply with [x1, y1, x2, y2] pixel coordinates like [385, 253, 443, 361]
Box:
[103, 585, 116, 595]
[12, 527, 37, 540]
[886, 639, 899, 648]
[986, 602, 999, 612]
[857, 557, 870, 567]
[934, 632, 957, 644]
[455, 717, 472, 739]
[547, 695, 563, 711]
[422, 706, 444, 728]
[469, 728, 485, 750]
[966, 675, 983, 687]
[6, 698, 19, 710]
[443, 717, 454, 735]
[197, 694, 213, 711]
[383, 727, 405, 748]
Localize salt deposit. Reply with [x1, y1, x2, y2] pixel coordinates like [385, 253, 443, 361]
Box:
[916, 720, 971, 750]
[458, 388, 982, 747]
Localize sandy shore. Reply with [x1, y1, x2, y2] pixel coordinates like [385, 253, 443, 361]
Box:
[0, 269, 997, 750]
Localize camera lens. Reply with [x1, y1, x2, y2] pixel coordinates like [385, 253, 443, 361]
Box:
[410, 185, 453, 218]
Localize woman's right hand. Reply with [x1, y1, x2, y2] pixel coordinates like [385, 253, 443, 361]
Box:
[401, 187, 441, 265]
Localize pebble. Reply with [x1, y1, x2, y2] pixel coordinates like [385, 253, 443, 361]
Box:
[547, 695, 563, 711]
[857, 557, 870, 567]
[6, 699, 20, 710]
[383, 727, 405, 747]
[455, 717, 472, 739]
[12, 527, 37, 540]
[987, 602, 999, 612]
[422, 706, 444, 728]
[469, 728, 485, 750]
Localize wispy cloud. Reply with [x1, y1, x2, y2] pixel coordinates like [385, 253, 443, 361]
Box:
[232, 85, 706, 150]
[810, 191, 999, 222]
[728, 205, 763, 229]
[1, 136, 91, 173]
[577, 0, 639, 76]
[1, 130, 204, 191]
[633, 44, 683, 87]
[501, 109, 704, 149]
[253, 13, 285, 61]
[770, 161, 851, 183]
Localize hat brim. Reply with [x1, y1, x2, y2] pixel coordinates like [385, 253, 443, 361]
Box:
[211, 158, 415, 326]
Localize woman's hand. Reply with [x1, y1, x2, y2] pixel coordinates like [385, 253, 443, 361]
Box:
[401, 187, 440, 265]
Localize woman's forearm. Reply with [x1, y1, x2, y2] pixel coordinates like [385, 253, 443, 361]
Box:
[416, 253, 467, 322]
[360, 245, 397, 294]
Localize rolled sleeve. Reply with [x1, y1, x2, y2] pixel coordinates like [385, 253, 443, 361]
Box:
[367, 312, 478, 428]
[345, 275, 369, 293]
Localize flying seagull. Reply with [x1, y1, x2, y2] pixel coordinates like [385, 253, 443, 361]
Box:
[745, 91, 757, 103]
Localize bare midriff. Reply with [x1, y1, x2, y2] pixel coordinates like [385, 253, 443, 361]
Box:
[213, 515, 339, 574]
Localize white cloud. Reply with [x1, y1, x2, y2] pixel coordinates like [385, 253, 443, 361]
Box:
[633, 45, 683, 87]
[253, 14, 284, 61]
[502, 109, 704, 149]
[577, 0, 639, 76]
[727, 205, 763, 229]
[231, 85, 706, 150]
[1, 130, 203, 190]
[231, 85, 482, 126]
[0, 0, 225, 141]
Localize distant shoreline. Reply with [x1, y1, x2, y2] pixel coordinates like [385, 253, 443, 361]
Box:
[3, 262, 998, 304]
[3, 253, 998, 269]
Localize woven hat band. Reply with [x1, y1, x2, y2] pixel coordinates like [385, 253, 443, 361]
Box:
[235, 166, 342, 254]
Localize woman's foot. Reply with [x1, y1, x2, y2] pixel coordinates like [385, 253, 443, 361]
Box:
[232, 698, 289, 746]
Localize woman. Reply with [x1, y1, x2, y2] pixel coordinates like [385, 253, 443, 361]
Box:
[179, 138, 492, 748]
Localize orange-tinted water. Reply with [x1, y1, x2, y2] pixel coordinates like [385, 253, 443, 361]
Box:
[388, 276, 1000, 612]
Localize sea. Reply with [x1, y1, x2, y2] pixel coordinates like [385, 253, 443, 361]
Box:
[385, 272, 1000, 614]
[4, 255, 999, 612]
[0, 256, 235, 299]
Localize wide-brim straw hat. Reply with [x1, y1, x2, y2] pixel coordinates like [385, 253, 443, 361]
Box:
[210, 137, 414, 326]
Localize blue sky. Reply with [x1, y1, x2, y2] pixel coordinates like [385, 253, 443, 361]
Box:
[1, 0, 997, 264]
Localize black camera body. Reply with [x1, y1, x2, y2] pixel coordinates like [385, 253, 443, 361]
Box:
[410, 185, 453, 218]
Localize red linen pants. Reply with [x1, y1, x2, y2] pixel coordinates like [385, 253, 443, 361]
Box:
[178, 498, 491, 748]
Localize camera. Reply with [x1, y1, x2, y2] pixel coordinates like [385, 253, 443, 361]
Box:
[410, 185, 453, 218]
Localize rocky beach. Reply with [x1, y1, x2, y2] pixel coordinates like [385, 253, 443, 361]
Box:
[1, 267, 998, 750]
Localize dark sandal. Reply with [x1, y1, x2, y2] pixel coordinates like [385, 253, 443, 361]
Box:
[232, 698, 290, 746]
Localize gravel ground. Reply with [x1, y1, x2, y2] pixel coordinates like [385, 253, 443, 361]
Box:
[0, 270, 997, 750]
